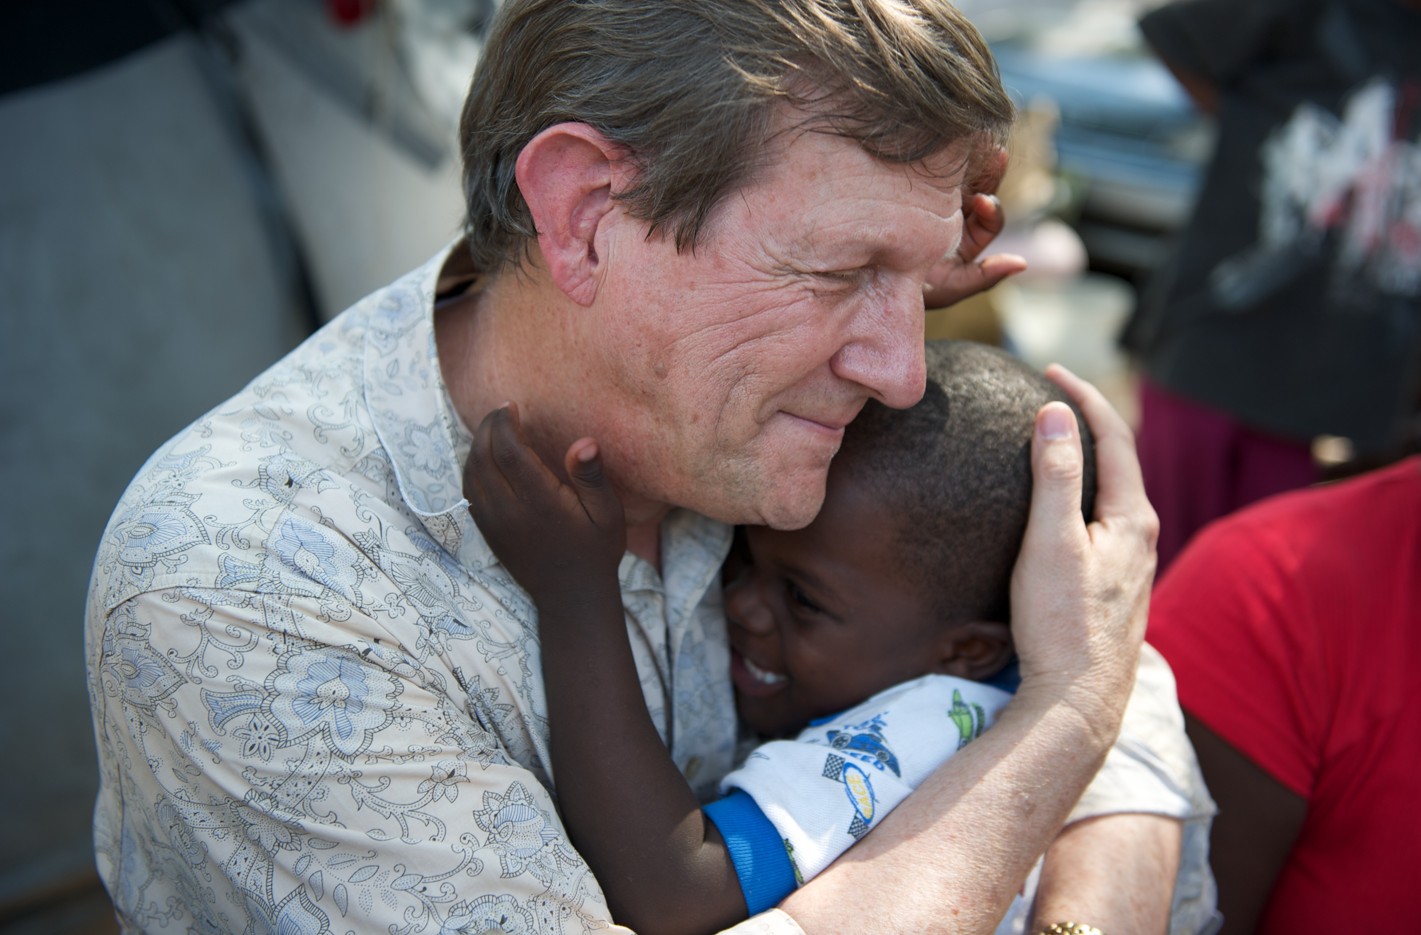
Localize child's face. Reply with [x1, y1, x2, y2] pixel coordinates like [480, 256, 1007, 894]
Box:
[726, 468, 949, 737]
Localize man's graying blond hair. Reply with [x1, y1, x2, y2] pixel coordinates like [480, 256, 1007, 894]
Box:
[459, 0, 1014, 273]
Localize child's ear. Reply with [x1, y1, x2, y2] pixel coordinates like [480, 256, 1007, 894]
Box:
[932, 621, 1013, 681]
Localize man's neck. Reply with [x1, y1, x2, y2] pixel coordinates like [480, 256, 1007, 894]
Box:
[625, 521, 662, 570]
[435, 249, 671, 573]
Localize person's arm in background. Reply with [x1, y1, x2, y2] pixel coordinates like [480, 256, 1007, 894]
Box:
[1138, 0, 1297, 116]
[1030, 638, 1220, 935]
[1153, 55, 1218, 116]
[781, 367, 1160, 935]
[1142, 468, 1356, 934]
[1185, 714, 1305, 933]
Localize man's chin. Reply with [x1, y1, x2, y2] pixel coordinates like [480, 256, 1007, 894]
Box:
[749, 476, 830, 531]
[678, 463, 828, 527]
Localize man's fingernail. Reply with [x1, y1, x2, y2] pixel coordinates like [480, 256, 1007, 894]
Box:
[1039, 405, 1075, 440]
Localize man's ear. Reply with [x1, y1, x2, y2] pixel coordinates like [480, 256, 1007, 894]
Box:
[932, 621, 1014, 682]
[514, 122, 627, 307]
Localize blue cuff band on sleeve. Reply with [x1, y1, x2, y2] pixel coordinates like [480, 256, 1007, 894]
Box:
[984, 656, 1021, 693]
[702, 790, 799, 915]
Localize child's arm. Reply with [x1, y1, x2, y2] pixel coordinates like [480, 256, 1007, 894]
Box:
[464, 406, 747, 935]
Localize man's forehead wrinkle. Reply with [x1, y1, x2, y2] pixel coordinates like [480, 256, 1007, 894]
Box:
[776, 193, 950, 249]
[836, 129, 974, 191]
[787, 209, 961, 272]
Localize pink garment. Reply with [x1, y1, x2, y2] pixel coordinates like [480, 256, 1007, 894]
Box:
[1136, 379, 1317, 575]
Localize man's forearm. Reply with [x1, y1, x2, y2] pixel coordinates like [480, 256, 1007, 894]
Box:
[780, 682, 1116, 935]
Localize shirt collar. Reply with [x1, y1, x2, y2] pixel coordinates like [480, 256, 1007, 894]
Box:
[361, 240, 484, 565]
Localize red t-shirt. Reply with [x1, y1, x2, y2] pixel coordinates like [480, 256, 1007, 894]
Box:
[1148, 456, 1421, 933]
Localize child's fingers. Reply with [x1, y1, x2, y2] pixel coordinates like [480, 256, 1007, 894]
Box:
[472, 403, 556, 504]
[959, 192, 1006, 261]
[564, 438, 623, 531]
[487, 405, 538, 497]
[467, 406, 507, 499]
[469, 405, 513, 494]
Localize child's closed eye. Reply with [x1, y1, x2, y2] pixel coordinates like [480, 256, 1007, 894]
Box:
[786, 581, 825, 616]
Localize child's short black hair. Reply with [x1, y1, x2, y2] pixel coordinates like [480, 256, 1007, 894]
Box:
[835, 340, 1097, 625]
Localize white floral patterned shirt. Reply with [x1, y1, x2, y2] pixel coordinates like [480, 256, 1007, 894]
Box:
[86, 243, 741, 934]
[86, 242, 1212, 935]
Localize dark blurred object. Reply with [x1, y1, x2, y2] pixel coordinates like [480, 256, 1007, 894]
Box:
[0, 0, 311, 921]
[1318, 404, 1421, 482]
[1124, 0, 1421, 572]
[326, 0, 378, 26]
[0, 0, 241, 95]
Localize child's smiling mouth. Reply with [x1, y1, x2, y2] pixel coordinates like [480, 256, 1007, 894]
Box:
[743, 656, 787, 686]
[730, 649, 788, 698]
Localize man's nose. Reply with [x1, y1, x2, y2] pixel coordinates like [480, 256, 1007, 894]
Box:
[724, 574, 775, 635]
[830, 280, 927, 410]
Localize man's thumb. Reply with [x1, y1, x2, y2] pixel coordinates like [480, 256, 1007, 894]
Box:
[1024, 402, 1086, 542]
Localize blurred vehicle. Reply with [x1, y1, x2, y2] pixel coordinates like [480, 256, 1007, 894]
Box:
[960, 0, 1214, 281]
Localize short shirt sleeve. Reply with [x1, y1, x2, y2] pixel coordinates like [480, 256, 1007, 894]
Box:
[711, 676, 1011, 901]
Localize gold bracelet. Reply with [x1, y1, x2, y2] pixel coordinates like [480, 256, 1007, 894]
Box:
[1038, 925, 1105, 935]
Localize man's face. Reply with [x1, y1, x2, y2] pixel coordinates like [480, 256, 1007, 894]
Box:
[582, 114, 969, 529]
[725, 464, 947, 738]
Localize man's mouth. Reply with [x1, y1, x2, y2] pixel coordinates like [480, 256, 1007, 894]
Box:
[782, 411, 849, 441]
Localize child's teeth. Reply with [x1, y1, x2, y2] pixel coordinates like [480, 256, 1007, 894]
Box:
[744, 657, 787, 685]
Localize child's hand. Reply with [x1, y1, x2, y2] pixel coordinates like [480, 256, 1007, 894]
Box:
[464, 404, 626, 603]
[922, 146, 1027, 310]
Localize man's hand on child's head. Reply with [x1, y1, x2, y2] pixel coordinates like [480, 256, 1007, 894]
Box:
[1009, 366, 1158, 742]
[464, 404, 626, 601]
